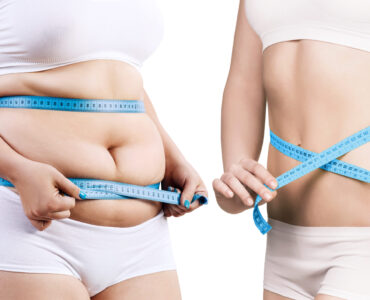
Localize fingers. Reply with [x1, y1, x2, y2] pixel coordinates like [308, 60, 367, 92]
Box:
[43, 193, 76, 219]
[55, 174, 85, 200]
[167, 186, 188, 214]
[165, 181, 205, 216]
[212, 178, 234, 198]
[232, 164, 276, 202]
[181, 177, 207, 211]
[54, 195, 76, 212]
[240, 158, 278, 190]
[163, 204, 186, 217]
[29, 218, 52, 231]
[178, 178, 205, 212]
[213, 158, 279, 208]
[221, 171, 254, 206]
[163, 205, 171, 217]
[47, 209, 71, 220]
[178, 179, 197, 210]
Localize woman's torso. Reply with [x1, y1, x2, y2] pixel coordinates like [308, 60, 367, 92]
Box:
[264, 40, 370, 226]
[0, 60, 166, 228]
[0, 0, 166, 227]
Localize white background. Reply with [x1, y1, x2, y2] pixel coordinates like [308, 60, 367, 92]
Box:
[142, 1, 270, 299]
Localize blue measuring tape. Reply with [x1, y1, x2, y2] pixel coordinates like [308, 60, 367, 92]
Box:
[0, 95, 145, 113]
[0, 95, 208, 206]
[0, 178, 207, 205]
[253, 126, 370, 234]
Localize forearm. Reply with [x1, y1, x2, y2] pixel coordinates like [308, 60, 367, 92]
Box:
[218, 75, 266, 213]
[221, 76, 266, 170]
[142, 90, 186, 167]
[0, 135, 30, 183]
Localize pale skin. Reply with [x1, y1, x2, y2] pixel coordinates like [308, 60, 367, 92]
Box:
[212, 1, 369, 300]
[0, 60, 207, 298]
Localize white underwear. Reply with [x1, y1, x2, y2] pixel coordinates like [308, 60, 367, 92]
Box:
[0, 186, 176, 297]
[264, 218, 370, 300]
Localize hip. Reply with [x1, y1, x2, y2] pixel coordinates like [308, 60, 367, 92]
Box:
[0, 185, 176, 297]
[264, 217, 370, 300]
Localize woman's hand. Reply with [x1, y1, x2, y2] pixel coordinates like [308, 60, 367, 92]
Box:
[213, 157, 278, 213]
[11, 160, 85, 231]
[161, 160, 208, 217]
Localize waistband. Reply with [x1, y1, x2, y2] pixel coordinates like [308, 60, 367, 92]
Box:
[0, 95, 146, 113]
[268, 218, 370, 237]
[0, 185, 167, 234]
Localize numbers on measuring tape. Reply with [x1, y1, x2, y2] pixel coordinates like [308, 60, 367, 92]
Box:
[0, 95, 146, 113]
[253, 126, 370, 235]
[0, 96, 208, 205]
[0, 177, 208, 206]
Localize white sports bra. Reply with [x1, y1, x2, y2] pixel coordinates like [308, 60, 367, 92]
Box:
[244, 0, 370, 53]
[0, 0, 164, 76]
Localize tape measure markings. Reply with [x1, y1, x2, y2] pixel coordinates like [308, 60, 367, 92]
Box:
[0, 177, 208, 205]
[270, 131, 370, 183]
[0, 95, 145, 113]
[253, 126, 370, 235]
[0, 95, 208, 206]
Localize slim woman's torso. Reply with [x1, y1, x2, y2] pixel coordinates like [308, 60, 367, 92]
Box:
[0, 59, 166, 227]
[265, 40, 370, 226]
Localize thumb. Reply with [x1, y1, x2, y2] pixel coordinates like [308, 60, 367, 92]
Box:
[56, 175, 86, 200]
[179, 179, 197, 209]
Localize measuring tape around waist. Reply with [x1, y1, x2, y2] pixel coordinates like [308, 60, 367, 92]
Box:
[253, 126, 370, 235]
[0, 95, 146, 113]
[0, 95, 208, 205]
[0, 177, 208, 205]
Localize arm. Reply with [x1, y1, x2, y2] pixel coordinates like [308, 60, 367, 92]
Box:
[0, 134, 83, 231]
[0, 135, 30, 183]
[142, 90, 186, 169]
[213, 0, 277, 214]
[222, 0, 265, 168]
[142, 90, 208, 216]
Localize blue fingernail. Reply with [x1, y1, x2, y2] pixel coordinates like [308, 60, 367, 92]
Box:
[79, 191, 86, 199]
[184, 200, 190, 209]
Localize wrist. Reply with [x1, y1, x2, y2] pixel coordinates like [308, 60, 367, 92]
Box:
[216, 194, 250, 214]
[7, 156, 35, 184]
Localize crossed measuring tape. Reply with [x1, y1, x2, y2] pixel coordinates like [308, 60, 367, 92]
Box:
[253, 126, 370, 234]
[0, 95, 208, 206]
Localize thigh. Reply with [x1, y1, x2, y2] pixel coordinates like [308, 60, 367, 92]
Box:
[91, 270, 181, 300]
[264, 289, 294, 300]
[0, 271, 90, 300]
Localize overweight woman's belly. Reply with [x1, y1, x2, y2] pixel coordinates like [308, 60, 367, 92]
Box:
[263, 40, 370, 227]
[0, 59, 166, 227]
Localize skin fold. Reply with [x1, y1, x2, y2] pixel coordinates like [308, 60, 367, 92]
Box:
[213, 1, 369, 299]
[0, 59, 207, 299]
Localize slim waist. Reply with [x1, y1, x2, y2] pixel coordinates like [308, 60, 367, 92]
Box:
[253, 126, 370, 235]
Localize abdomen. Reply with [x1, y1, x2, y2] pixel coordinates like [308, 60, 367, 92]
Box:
[0, 60, 166, 227]
[263, 40, 370, 226]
